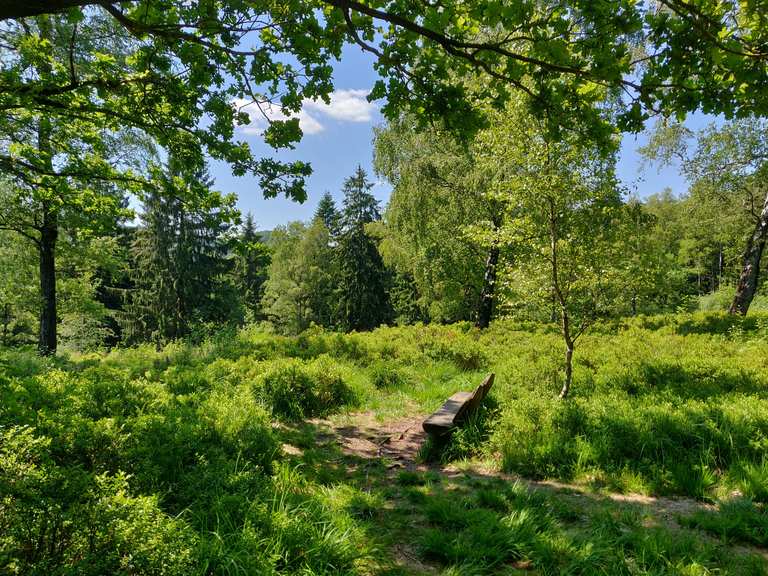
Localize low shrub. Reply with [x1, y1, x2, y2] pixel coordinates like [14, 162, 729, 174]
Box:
[0, 426, 197, 576]
[423, 335, 488, 371]
[258, 355, 353, 420]
[3, 314, 768, 574]
[368, 359, 407, 389]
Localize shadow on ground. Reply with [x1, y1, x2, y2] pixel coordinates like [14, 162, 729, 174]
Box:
[274, 415, 768, 576]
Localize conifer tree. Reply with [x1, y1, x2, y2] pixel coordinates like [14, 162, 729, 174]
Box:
[336, 167, 391, 331]
[124, 188, 179, 343]
[340, 167, 381, 229]
[124, 157, 238, 343]
[234, 213, 270, 321]
[314, 192, 341, 238]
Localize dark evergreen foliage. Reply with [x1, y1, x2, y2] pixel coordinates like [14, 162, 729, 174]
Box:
[336, 167, 391, 331]
[339, 166, 381, 231]
[124, 159, 238, 343]
[314, 192, 341, 238]
[234, 213, 270, 321]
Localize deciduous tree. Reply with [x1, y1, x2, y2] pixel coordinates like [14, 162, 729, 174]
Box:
[475, 100, 625, 399]
[643, 118, 768, 314]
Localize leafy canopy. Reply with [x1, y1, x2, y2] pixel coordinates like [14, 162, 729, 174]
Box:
[5, 0, 768, 193]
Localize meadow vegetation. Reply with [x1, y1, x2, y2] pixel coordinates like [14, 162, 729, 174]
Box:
[4, 3, 768, 575]
[2, 312, 767, 574]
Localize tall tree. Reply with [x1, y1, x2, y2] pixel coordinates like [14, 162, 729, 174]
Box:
[336, 167, 390, 331]
[314, 192, 341, 238]
[0, 14, 150, 353]
[374, 116, 503, 325]
[234, 213, 270, 322]
[124, 159, 238, 343]
[475, 98, 625, 399]
[262, 220, 337, 334]
[642, 119, 768, 314]
[339, 167, 381, 228]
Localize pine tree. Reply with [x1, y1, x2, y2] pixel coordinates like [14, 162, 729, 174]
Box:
[234, 213, 270, 321]
[340, 166, 381, 231]
[336, 167, 391, 331]
[314, 192, 340, 237]
[124, 157, 238, 343]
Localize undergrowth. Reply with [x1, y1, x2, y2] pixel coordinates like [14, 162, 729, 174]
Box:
[1, 311, 767, 573]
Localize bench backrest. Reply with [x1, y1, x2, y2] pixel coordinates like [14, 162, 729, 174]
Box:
[464, 373, 494, 416]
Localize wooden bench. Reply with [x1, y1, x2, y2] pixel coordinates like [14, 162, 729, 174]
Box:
[422, 373, 494, 436]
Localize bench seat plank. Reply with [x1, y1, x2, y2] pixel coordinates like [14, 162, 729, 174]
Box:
[422, 391, 473, 434]
[422, 373, 495, 436]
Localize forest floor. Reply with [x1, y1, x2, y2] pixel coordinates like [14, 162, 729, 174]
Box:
[6, 315, 768, 575]
[278, 409, 768, 575]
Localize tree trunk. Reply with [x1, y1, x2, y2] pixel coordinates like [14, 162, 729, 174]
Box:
[729, 189, 768, 315]
[560, 340, 574, 399]
[558, 299, 575, 399]
[2, 303, 10, 346]
[36, 15, 57, 355]
[38, 207, 58, 355]
[476, 243, 499, 329]
[546, 197, 575, 400]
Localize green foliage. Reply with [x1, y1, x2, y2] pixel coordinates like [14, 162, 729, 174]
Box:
[373, 116, 492, 323]
[486, 318, 768, 499]
[258, 356, 354, 420]
[314, 191, 341, 238]
[336, 167, 391, 331]
[368, 359, 408, 389]
[233, 213, 271, 322]
[0, 426, 197, 576]
[2, 315, 768, 574]
[376, 470, 766, 575]
[262, 220, 338, 334]
[1, 6, 330, 200]
[0, 327, 373, 575]
[680, 499, 768, 547]
[10, 0, 768, 157]
[423, 401, 499, 464]
[124, 159, 240, 344]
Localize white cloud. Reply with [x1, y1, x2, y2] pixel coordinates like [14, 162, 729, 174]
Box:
[233, 98, 324, 136]
[234, 89, 377, 137]
[303, 89, 377, 123]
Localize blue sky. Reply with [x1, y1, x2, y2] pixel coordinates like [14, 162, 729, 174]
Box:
[209, 45, 695, 231]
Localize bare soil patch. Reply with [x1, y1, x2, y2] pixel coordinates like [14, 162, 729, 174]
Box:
[311, 412, 428, 470]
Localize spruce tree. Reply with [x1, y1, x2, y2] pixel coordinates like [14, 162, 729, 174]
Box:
[124, 157, 238, 343]
[314, 192, 340, 238]
[124, 188, 180, 343]
[336, 167, 391, 331]
[234, 213, 270, 321]
[339, 166, 381, 229]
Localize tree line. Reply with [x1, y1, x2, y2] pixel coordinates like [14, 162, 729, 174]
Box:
[3, 110, 764, 349]
[2, 1, 768, 368]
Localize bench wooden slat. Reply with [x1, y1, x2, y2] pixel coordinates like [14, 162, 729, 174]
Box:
[423, 391, 472, 434]
[422, 373, 494, 436]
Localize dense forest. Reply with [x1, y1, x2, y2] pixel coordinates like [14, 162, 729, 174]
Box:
[2, 120, 767, 355]
[2, 2, 768, 575]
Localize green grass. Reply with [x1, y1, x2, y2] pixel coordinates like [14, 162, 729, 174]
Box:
[680, 498, 768, 547]
[1, 312, 768, 574]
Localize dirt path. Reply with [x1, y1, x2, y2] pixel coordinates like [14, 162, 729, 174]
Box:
[311, 412, 428, 470]
[298, 410, 768, 569]
[309, 411, 733, 525]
